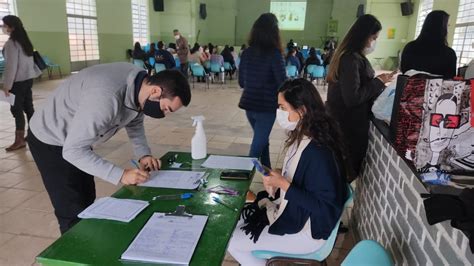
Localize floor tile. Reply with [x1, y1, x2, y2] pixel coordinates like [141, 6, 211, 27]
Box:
[0, 172, 31, 188]
[13, 176, 45, 192]
[0, 188, 39, 208]
[0, 235, 56, 265]
[17, 191, 53, 213]
[0, 208, 60, 238]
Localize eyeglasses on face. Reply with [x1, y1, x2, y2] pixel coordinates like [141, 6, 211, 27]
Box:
[430, 113, 461, 129]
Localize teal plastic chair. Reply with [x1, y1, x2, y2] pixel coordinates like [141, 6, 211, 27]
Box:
[42, 56, 62, 79]
[175, 57, 181, 68]
[341, 240, 394, 266]
[133, 59, 146, 69]
[286, 65, 298, 78]
[308, 65, 325, 83]
[252, 184, 354, 263]
[190, 63, 209, 89]
[154, 63, 166, 73]
[148, 57, 155, 67]
[203, 60, 211, 70]
[210, 62, 224, 84]
[223, 62, 234, 80]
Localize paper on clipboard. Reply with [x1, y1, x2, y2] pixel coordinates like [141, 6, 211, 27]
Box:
[138, 170, 205, 189]
[121, 212, 208, 265]
[0, 92, 15, 106]
[201, 155, 255, 171]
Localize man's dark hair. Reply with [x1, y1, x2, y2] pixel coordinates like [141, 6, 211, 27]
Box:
[147, 70, 191, 106]
[158, 41, 165, 49]
[173, 29, 179, 33]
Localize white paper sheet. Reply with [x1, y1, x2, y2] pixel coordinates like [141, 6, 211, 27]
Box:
[78, 197, 149, 223]
[0, 92, 15, 105]
[121, 212, 208, 265]
[138, 170, 205, 189]
[201, 155, 255, 171]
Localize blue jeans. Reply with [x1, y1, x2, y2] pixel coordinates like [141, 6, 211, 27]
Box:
[245, 110, 276, 168]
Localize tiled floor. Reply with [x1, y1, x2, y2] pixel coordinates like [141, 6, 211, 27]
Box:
[0, 76, 355, 265]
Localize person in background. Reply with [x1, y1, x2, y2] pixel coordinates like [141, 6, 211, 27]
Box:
[322, 47, 334, 66]
[228, 79, 349, 266]
[326, 14, 394, 181]
[167, 42, 176, 54]
[210, 47, 224, 67]
[173, 29, 189, 77]
[155, 41, 175, 70]
[221, 45, 236, 78]
[132, 42, 152, 74]
[287, 38, 295, 50]
[188, 43, 202, 64]
[148, 42, 156, 59]
[295, 46, 305, 73]
[239, 44, 247, 57]
[28, 64, 191, 234]
[202, 45, 211, 62]
[400, 10, 456, 79]
[189, 43, 206, 82]
[238, 13, 286, 168]
[208, 43, 215, 57]
[2, 15, 42, 151]
[303, 47, 322, 77]
[285, 48, 301, 74]
[230, 46, 238, 63]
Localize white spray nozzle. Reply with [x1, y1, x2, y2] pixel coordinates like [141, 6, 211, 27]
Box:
[191, 115, 205, 127]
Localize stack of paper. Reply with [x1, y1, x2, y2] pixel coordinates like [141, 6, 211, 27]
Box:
[139, 170, 206, 189]
[0, 93, 15, 106]
[78, 197, 149, 223]
[121, 212, 208, 265]
[201, 155, 255, 171]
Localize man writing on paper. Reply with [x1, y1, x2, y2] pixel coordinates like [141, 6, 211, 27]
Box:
[28, 63, 191, 234]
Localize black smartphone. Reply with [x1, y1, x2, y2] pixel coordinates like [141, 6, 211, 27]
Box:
[220, 171, 251, 180]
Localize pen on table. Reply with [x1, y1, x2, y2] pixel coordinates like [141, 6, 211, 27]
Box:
[212, 196, 238, 212]
[153, 193, 194, 201]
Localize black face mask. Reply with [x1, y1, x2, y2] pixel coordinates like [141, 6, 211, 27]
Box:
[143, 98, 165, 118]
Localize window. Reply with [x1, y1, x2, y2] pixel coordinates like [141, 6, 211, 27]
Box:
[0, 0, 16, 53]
[66, 0, 100, 64]
[131, 0, 149, 45]
[414, 0, 433, 38]
[453, 0, 474, 67]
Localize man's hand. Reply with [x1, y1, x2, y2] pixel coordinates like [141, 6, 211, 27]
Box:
[139, 155, 161, 171]
[120, 169, 150, 185]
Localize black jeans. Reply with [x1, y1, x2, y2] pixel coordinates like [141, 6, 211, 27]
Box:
[27, 129, 96, 234]
[180, 62, 189, 78]
[10, 79, 34, 130]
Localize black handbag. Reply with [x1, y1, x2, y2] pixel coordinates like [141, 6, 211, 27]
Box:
[33, 50, 47, 71]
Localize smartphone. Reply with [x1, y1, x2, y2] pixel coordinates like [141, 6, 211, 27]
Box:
[251, 159, 270, 175]
[220, 171, 251, 180]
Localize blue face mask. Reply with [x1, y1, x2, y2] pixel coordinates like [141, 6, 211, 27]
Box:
[143, 98, 165, 118]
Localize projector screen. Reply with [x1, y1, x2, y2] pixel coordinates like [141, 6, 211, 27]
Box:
[270, 1, 307, 31]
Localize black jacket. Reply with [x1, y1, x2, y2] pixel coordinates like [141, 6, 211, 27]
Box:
[400, 41, 457, 79]
[326, 52, 385, 177]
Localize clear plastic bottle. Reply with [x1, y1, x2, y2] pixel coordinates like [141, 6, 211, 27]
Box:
[191, 116, 207, 159]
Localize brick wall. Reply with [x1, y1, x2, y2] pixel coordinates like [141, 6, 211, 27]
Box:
[351, 122, 474, 265]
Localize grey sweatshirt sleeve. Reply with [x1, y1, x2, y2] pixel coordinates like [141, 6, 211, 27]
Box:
[3, 40, 19, 90]
[62, 92, 125, 185]
[125, 113, 152, 159]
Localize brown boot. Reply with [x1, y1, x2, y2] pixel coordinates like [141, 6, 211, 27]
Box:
[5, 130, 26, 152]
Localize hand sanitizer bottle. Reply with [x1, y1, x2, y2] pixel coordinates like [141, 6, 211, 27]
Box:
[191, 116, 207, 159]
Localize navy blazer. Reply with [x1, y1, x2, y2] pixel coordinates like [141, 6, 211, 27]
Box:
[269, 141, 348, 240]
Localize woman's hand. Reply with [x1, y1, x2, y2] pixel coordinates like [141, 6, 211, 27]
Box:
[263, 170, 291, 192]
[3, 88, 10, 97]
[376, 72, 395, 84]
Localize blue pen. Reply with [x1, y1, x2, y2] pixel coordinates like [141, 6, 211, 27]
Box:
[153, 193, 194, 201]
[212, 196, 238, 212]
[130, 159, 140, 169]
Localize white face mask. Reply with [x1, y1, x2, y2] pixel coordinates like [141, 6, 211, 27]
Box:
[205, 49, 209, 53]
[364, 40, 376, 55]
[198, 47, 203, 53]
[276, 109, 298, 131]
[174, 35, 180, 40]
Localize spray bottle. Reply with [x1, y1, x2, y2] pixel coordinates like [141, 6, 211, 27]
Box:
[191, 115, 207, 159]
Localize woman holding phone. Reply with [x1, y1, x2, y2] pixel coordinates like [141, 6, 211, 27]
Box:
[326, 14, 393, 181]
[228, 79, 349, 266]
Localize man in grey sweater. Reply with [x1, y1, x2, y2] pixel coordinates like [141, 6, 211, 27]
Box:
[28, 62, 191, 234]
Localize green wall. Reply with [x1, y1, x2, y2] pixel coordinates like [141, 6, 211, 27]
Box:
[16, 0, 70, 74]
[235, 0, 335, 48]
[96, 0, 133, 63]
[331, 0, 366, 41]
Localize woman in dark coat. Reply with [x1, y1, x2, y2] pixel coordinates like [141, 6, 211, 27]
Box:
[326, 14, 394, 180]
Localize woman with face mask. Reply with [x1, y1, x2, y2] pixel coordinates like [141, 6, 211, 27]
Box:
[228, 79, 349, 266]
[326, 14, 393, 181]
[1, 15, 42, 151]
